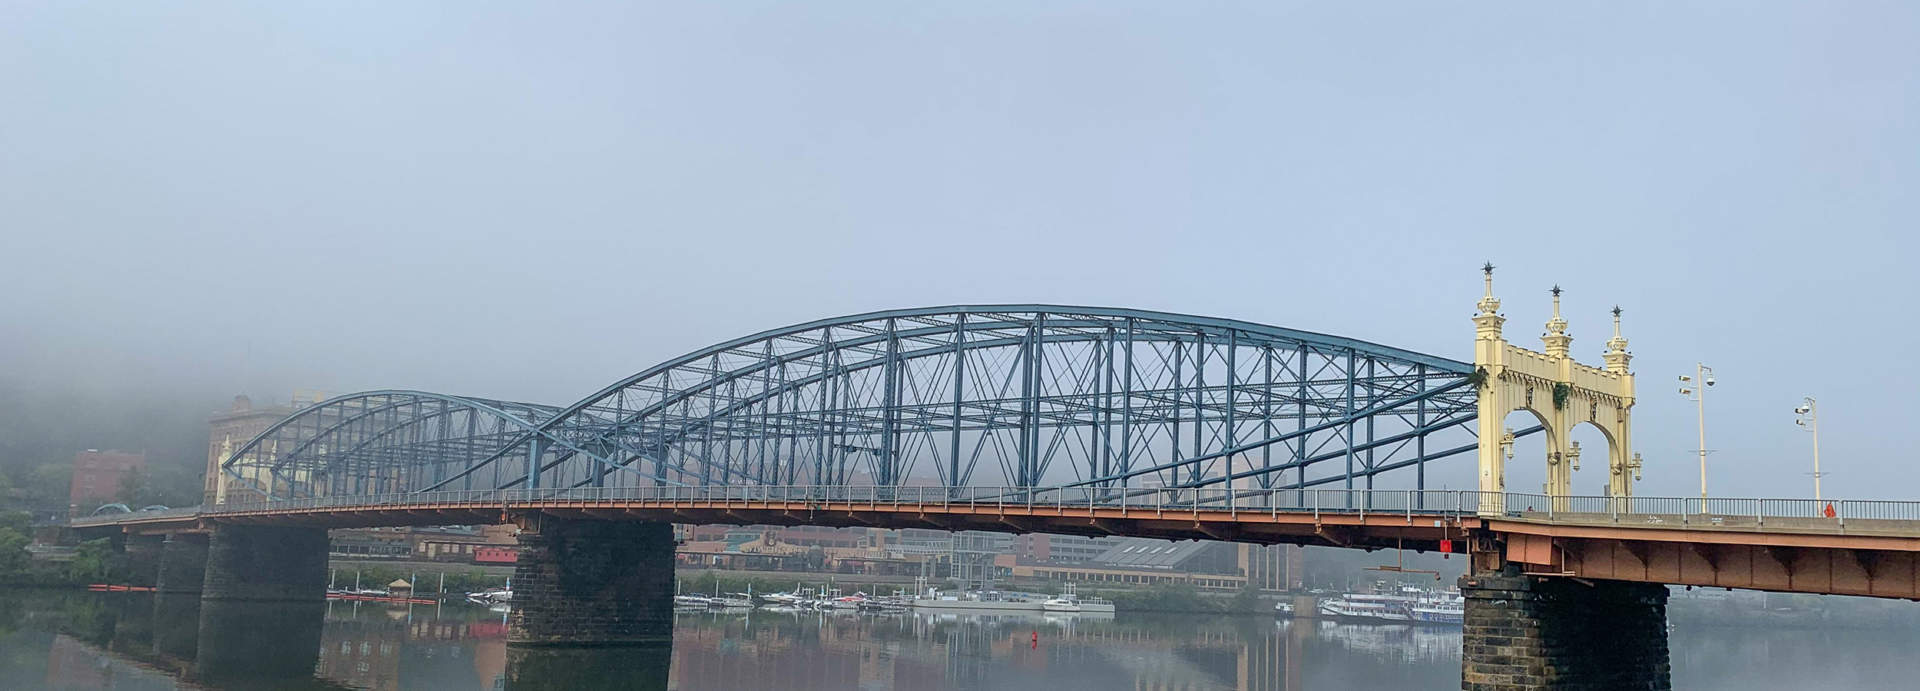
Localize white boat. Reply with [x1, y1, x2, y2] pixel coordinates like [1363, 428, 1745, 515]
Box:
[1317, 592, 1416, 623]
[757, 585, 811, 607]
[1407, 591, 1465, 626]
[912, 589, 1047, 612]
[673, 581, 711, 608]
[465, 588, 511, 604]
[1275, 601, 1295, 616]
[827, 592, 867, 610]
[1040, 584, 1114, 613]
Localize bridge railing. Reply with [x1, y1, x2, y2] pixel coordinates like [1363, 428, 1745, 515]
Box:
[192, 487, 1920, 531]
[202, 486, 1484, 522]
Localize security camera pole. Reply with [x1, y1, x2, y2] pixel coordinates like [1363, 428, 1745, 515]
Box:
[1678, 363, 1715, 500]
[1796, 397, 1822, 499]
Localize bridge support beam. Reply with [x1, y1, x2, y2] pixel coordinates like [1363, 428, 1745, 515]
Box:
[1460, 570, 1670, 690]
[155, 533, 209, 594]
[508, 515, 674, 647]
[202, 524, 328, 602]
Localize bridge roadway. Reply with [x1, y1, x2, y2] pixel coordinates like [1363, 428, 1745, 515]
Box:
[75, 486, 1920, 600]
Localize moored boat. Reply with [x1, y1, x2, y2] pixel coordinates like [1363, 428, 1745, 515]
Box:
[1317, 592, 1416, 623]
[1040, 584, 1114, 613]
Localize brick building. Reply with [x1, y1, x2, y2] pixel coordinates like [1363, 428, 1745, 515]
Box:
[69, 449, 145, 510]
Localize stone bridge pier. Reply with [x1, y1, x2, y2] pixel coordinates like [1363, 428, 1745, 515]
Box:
[1459, 567, 1671, 690]
[508, 514, 676, 647]
[122, 533, 166, 587]
[202, 523, 329, 602]
[154, 533, 210, 594]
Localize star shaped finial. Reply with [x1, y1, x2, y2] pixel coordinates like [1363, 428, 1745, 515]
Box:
[1612, 305, 1622, 318]
[1482, 262, 1495, 276]
[1551, 285, 1562, 298]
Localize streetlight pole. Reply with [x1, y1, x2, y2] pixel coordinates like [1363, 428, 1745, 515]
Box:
[1678, 364, 1714, 500]
[1796, 397, 1822, 500]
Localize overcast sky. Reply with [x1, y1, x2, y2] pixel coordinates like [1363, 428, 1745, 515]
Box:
[3, 2, 1915, 498]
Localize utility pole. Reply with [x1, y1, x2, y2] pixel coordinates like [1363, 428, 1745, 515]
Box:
[1796, 397, 1822, 499]
[1678, 364, 1714, 500]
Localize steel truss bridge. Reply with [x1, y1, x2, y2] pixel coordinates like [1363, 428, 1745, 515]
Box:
[55, 303, 1916, 602]
[218, 306, 1517, 503]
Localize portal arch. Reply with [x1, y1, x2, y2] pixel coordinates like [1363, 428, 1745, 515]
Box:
[1471, 268, 1639, 514]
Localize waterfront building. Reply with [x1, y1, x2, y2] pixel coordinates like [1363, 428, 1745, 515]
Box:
[68, 449, 144, 510]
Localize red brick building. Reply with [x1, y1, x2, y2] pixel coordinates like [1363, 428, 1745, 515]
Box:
[69, 449, 145, 509]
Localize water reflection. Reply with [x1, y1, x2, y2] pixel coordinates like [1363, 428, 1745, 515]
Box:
[0, 590, 1467, 690]
[11, 589, 1920, 690]
[197, 599, 327, 685]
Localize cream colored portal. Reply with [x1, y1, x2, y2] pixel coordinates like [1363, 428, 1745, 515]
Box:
[1473, 266, 1640, 514]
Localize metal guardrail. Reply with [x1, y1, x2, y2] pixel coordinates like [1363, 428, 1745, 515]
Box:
[167, 486, 1920, 529]
[68, 506, 201, 527]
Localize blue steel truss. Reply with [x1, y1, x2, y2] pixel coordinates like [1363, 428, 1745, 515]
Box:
[222, 306, 1512, 502]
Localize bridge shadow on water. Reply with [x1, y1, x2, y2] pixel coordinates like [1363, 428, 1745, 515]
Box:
[0, 588, 1542, 691]
[0, 589, 674, 691]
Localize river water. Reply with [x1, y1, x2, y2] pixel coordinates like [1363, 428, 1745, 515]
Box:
[2, 590, 1918, 690]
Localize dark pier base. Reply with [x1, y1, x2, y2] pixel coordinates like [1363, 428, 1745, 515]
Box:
[505, 645, 671, 690]
[203, 524, 329, 602]
[508, 516, 675, 647]
[123, 534, 165, 587]
[151, 592, 203, 660]
[194, 599, 326, 684]
[1460, 571, 1671, 690]
[155, 533, 209, 594]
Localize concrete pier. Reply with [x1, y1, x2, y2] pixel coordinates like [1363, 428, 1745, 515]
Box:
[508, 516, 675, 646]
[122, 534, 165, 587]
[155, 533, 209, 594]
[202, 524, 328, 602]
[1460, 571, 1671, 690]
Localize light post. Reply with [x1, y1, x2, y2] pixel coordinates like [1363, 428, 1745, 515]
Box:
[1796, 397, 1822, 499]
[1678, 364, 1715, 500]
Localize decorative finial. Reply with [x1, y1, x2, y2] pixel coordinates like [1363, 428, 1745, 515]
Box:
[1475, 264, 1502, 317]
[1604, 304, 1631, 373]
[1544, 285, 1569, 335]
[1473, 263, 1506, 339]
[1542, 284, 1571, 356]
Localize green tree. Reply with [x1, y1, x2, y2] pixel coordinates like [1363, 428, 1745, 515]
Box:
[1230, 581, 1264, 613]
[68, 537, 116, 583]
[0, 526, 30, 578]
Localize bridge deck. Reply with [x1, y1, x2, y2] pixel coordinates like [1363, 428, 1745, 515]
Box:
[69, 488, 1920, 600]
